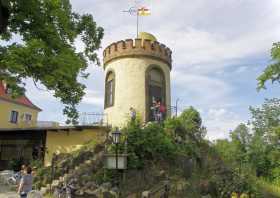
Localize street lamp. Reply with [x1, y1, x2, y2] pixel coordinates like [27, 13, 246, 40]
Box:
[112, 127, 121, 144]
[111, 127, 122, 194]
[105, 127, 127, 169]
[112, 127, 121, 169]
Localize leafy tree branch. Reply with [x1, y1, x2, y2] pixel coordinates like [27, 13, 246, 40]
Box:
[0, 0, 104, 124]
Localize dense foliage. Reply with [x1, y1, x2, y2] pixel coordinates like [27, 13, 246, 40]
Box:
[0, 0, 104, 124]
[165, 106, 206, 141]
[118, 108, 262, 197]
[214, 98, 280, 196]
[123, 122, 177, 169]
[258, 42, 280, 89]
[121, 107, 206, 169]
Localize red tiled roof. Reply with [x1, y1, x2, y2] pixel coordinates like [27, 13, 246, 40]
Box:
[0, 82, 42, 111]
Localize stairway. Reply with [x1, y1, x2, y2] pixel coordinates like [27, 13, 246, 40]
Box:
[40, 144, 106, 196]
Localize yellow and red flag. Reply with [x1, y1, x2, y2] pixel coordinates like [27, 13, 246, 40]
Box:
[138, 7, 151, 16]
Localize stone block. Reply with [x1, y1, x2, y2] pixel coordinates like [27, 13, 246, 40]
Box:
[27, 190, 43, 198]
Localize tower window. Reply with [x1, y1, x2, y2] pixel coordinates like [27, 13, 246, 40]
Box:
[10, 110, 18, 123]
[147, 67, 166, 121]
[105, 71, 115, 108]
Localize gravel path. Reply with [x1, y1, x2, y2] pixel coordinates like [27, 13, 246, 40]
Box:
[0, 185, 19, 198]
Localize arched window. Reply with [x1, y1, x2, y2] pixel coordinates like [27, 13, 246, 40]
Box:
[146, 67, 166, 121]
[105, 71, 115, 108]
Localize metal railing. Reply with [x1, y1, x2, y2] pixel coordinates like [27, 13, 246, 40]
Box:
[168, 105, 178, 117]
[78, 112, 108, 126]
[77, 107, 177, 128]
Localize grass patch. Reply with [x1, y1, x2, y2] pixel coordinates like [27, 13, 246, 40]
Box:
[257, 179, 280, 197]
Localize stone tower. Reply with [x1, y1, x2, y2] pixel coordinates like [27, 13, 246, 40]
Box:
[103, 32, 172, 126]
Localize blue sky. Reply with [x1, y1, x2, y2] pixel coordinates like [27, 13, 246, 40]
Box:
[20, 0, 280, 139]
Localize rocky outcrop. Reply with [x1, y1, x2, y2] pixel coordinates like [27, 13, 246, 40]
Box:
[27, 191, 43, 198]
[42, 144, 119, 198]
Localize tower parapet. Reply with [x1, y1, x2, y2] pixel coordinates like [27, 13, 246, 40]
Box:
[103, 38, 172, 69]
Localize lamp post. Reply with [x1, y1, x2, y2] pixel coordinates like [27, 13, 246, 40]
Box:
[112, 127, 121, 169]
[111, 127, 121, 195]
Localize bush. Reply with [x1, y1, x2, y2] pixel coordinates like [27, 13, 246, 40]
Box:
[33, 166, 52, 189]
[122, 118, 262, 197]
[30, 159, 44, 169]
[8, 158, 25, 171]
[123, 122, 177, 169]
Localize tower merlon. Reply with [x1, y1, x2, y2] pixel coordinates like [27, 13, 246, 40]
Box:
[103, 38, 172, 69]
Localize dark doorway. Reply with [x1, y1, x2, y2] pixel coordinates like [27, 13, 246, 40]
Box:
[0, 130, 46, 170]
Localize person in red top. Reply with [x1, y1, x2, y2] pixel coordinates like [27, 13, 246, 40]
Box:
[157, 99, 166, 123]
[159, 101, 166, 121]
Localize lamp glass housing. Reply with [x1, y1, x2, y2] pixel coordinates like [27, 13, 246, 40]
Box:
[112, 128, 121, 144]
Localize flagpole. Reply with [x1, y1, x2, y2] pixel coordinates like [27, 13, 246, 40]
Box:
[136, 11, 139, 38]
[123, 6, 150, 38]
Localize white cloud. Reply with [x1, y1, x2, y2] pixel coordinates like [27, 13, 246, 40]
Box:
[82, 89, 104, 106]
[203, 108, 243, 140]
[235, 66, 248, 73]
[157, 25, 279, 74]
[23, 79, 56, 103]
[171, 70, 232, 107]
[71, 0, 280, 74]
[17, 0, 280, 138]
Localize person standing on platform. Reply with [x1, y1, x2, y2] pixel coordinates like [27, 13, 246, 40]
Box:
[130, 107, 136, 122]
[159, 100, 166, 123]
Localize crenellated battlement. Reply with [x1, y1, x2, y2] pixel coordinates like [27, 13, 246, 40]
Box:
[103, 38, 172, 69]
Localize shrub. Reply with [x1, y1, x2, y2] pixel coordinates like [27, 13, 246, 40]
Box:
[8, 158, 25, 171]
[123, 122, 177, 169]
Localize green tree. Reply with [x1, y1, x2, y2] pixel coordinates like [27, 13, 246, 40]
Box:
[230, 124, 251, 170]
[179, 106, 206, 140]
[249, 98, 280, 142]
[249, 98, 280, 180]
[0, 0, 104, 124]
[165, 106, 206, 142]
[123, 121, 176, 169]
[230, 124, 251, 147]
[215, 99, 280, 182]
[214, 139, 234, 163]
[248, 134, 271, 177]
[258, 42, 280, 89]
[214, 124, 251, 173]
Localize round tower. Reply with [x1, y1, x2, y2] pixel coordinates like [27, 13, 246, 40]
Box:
[103, 32, 172, 126]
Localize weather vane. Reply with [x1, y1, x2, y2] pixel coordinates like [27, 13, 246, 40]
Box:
[123, 1, 151, 37]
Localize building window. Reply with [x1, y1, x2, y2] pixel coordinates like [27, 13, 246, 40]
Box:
[105, 71, 115, 108]
[146, 67, 166, 121]
[5, 87, 12, 94]
[10, 111, 18, 123]
[3, 83, 13, 95]
[25, 114, 32, 122]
